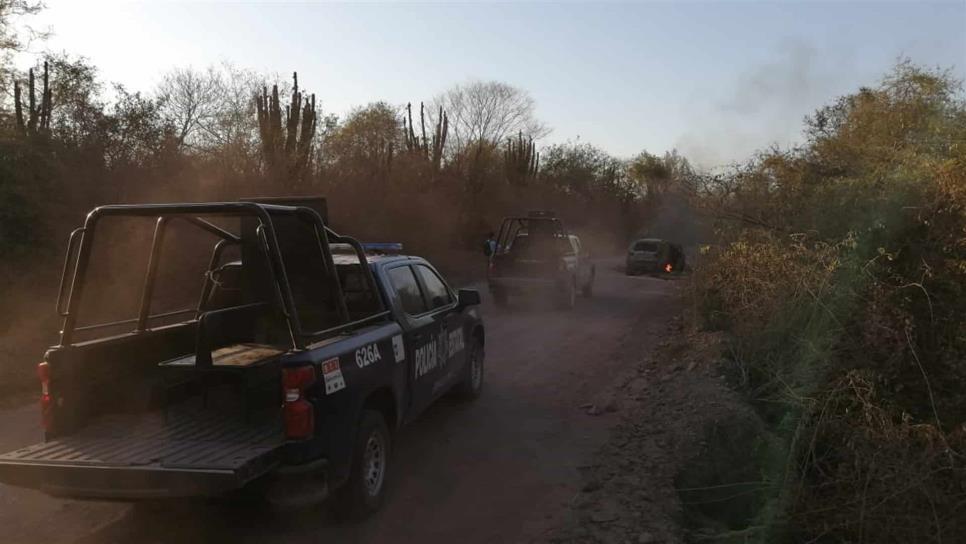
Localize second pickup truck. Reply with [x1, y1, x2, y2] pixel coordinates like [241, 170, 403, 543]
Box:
[488, 211, 595, 309]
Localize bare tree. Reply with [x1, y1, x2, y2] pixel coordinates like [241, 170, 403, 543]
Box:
[157, 66, 223, 149]
[431, 80, 549, 154]
[207, 63, 259, 149]
[1, 1, 47, 108]
[156, 62, 263, 171]
[0, 0, 44, 52]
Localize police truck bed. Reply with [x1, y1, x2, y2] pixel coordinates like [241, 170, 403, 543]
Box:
[0, 403, 283, 499]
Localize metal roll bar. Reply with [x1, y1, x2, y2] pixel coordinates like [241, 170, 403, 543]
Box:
[55, 201, 386, 351]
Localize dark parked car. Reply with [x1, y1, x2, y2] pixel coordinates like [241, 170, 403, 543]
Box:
[626, 238, 686, 275]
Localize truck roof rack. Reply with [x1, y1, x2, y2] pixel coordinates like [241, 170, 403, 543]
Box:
[54, 199, 386, 350]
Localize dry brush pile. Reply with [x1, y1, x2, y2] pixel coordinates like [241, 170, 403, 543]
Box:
[692, 62, 966, 542]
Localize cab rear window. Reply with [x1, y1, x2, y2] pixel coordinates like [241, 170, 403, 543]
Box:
[633, 241, 659, 252]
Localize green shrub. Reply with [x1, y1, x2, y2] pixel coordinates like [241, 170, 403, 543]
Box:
[693, 62, 966, 541]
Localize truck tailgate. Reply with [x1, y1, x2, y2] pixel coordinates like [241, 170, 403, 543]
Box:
[0, 407, 283, 499]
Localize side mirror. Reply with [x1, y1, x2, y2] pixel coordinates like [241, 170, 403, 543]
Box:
[457, 288, 481, 307]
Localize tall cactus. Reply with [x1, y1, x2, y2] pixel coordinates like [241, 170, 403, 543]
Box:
[403, 102, 421, 154]
[430, 105, 448, 171]
[504, 131, 539, 186]
[14, 61, 52, 138]
[255, 72, 317, 187]
[403, 102, 448, 172]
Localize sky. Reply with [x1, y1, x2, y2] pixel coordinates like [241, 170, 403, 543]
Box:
[13, 0, 966, 169]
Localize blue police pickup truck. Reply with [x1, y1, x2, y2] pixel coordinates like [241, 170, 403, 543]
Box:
[0, 197, 484, 519]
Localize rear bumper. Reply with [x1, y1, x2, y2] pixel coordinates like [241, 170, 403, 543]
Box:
[489, 277, 558, 293]
[627, 259, 659, 272]
[0, 460, 271, 499]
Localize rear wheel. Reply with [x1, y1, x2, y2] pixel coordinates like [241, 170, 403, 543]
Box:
[331, 410, 391, 520]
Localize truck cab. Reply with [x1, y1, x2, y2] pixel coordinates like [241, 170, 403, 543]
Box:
[0, 198, 484, 519]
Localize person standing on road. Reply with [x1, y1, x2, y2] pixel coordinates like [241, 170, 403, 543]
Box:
[482, 231, 497, 278]
[483, 231, 497, 258]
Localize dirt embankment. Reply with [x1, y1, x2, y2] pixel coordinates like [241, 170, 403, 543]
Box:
[547, 315, 760, 544]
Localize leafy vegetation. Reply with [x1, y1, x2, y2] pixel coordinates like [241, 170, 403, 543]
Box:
[692, 61, 966, 542]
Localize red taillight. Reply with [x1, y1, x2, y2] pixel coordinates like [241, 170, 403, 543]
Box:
[41, 393, 52, 430]
[281, 365, 316, 440]
[283, 365, 315, 394]
[38, 362, 52, 431]
[283, 399, 314, 440]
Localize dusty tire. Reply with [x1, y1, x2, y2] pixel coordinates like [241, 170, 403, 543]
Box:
[555, 279, 576, 310]
[331, 410, 391, 520]
[454, 338, 484, 400]
[492, 289, 509, 307]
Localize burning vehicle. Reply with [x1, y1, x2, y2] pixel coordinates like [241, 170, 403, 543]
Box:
[625, 238, 686, 275]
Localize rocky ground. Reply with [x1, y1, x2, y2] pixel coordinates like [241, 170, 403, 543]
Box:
[546, 314, 760, 544]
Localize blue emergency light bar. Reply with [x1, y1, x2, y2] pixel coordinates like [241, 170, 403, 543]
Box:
[362, 242, 404, 254]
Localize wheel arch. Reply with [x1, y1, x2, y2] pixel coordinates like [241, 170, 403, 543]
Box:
[471, 324, 484, 347]
[362, 386, 398, 432]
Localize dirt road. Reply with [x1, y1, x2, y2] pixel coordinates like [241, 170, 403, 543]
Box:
[0, 263, 680, 544]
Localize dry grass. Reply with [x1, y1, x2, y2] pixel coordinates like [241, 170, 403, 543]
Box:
[689, 63, 966, 542]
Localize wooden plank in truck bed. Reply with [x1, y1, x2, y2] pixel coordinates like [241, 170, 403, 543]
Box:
[159, 343, 285, 369]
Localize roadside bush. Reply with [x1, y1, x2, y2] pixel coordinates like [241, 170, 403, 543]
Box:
[692, 62, 966, 541]
[793, 370, 966, 543]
